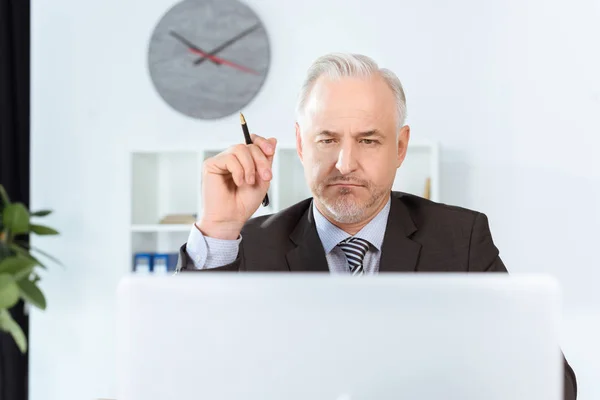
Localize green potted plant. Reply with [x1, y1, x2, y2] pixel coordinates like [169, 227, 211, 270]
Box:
[0, 184, 59, 352]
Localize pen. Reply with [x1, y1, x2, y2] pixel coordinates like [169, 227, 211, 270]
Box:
[240, 113, 270, 207]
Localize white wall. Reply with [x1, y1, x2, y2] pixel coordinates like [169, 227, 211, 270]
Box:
[30, 0, 600, 399]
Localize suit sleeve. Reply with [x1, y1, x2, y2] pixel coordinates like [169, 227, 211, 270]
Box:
[467, 212, 578, 400]
[466, 212, 507, 273]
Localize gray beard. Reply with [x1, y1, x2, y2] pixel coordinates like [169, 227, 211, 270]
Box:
[314, 184, 387, 224]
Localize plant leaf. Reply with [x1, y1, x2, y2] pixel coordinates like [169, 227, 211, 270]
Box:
[30, 210, 52, 217]
[0, 184, 10, 206]
[17, 279, 46, 310]
[3, 203, 30, 235]
[0, 274, 20, 309]
[14, 268, 34, 281]
[31, 246, 62, 267]
[0, 309, 27, 352]
[8, 244, 47, 269]
[0, 240, 12, 259]
[12, 241, 60, 267]
[29, 224, 59, 235]
[0, 256, 37, 277]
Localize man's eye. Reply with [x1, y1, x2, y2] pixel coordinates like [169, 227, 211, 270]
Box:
[360, 139, 378, 145]
[320, 139, 334, 144]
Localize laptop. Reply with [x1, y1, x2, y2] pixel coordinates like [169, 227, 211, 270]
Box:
[116, 273, 563, 400]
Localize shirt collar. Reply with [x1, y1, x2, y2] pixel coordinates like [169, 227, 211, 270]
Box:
[312, 195, 391, 254]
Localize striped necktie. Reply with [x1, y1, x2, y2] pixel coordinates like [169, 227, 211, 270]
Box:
[337, 237, 371, 275]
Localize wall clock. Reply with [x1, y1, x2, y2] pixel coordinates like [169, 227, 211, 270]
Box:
[147, 0, 271, 120]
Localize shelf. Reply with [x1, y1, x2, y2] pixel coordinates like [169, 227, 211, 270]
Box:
[131, 230, 189, 255]
[275, 148, 312, 210]
[392, 141, 440, 202]
[131, 224, 193, 233]
[131, 152, 199, 225]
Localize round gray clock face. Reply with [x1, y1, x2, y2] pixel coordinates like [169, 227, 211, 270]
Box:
[147, 0, 271, 120]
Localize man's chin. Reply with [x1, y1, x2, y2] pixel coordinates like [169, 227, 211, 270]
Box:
[323, 193, 364, 207]
[327, 208, 366, 224]
[319, 197, 367, 221]
[326, 184, 365, 195]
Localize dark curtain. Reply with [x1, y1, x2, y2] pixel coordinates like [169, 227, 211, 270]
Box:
[0, 0, 31, 400]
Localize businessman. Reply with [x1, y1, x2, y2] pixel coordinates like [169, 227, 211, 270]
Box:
[176, 52, 577, 399]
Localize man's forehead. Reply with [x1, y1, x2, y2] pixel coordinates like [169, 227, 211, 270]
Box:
[303, 98, 392, 133]
[308, 75, 386, 102]
[303, 76, 395, 121]
[307, 109, 382, 129]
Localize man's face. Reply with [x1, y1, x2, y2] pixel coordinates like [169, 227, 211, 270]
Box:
[296, 74, 410, 224]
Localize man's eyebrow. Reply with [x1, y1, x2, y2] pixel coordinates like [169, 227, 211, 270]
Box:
[316, 130, 339, 137]
[315, 130, 384, 138]
[356, 129, 383, 137]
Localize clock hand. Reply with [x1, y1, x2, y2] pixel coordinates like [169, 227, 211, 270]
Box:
[169, 30, 258, 74]
[169, 30, 221, 65]
[193, 23, 261, 65]
[187, 47, 259, 74]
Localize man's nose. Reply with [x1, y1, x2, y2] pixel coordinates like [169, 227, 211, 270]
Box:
[335, 143, 358, 175]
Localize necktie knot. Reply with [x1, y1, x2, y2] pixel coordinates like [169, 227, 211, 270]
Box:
[337, 237, 370, 275]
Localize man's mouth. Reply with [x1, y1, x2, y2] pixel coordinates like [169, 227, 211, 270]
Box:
[328, 182, 364, 187]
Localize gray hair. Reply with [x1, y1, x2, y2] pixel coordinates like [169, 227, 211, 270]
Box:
[295, 52, 407, 128]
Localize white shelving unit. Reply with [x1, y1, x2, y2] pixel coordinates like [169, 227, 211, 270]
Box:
[392, 140, 440, 203]
[130, 224, 192, 232]
[129, 141, 440, 272]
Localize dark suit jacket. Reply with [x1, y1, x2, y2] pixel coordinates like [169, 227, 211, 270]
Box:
[177, 191, 577, 399]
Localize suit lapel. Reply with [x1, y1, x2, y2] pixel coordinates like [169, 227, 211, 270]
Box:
[286, 202, 329, 272]
[284, 193, 422, 273]
[378, 194, 422, 272]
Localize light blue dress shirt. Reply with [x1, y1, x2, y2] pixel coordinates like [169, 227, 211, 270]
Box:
[186, 195, 392, 273]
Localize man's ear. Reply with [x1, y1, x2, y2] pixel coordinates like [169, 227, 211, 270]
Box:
[396, 125, 410, 168]
[295, 122, 303, 162]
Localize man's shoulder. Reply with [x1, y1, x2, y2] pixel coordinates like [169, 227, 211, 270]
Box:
[391, 191, 484, 231]
[241, 197, 313, 236]
[393, 191, 480, 216]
